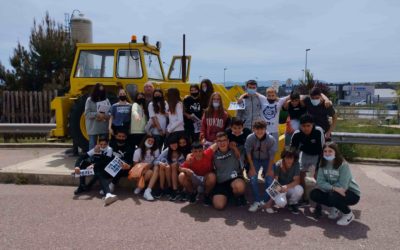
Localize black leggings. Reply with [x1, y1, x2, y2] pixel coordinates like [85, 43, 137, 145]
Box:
[310, 188, 360, 214]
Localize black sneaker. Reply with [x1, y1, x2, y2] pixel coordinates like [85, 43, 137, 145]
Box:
[189, 191, 198, 203]
[169, 190, 178, 201]
[289, 204, 300, 214]
[152, 189, 162, 199]
[203, 195, 212, 206]
[180, 192, 189, 202]
[234, 195, 247, 206]
[313, 204, 322, 218]
[298, 199, 310, 208]
[74, 185, 87, 195]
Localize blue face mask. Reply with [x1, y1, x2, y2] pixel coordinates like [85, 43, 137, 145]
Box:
[247, 88, 256, 95]
[323, 155, 335, 161]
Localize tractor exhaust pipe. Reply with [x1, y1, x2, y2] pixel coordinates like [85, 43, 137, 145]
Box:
[182, 34, 187, 82]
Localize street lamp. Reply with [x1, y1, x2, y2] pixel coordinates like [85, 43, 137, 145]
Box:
[223, 67, 228, 85]
[304, 48, 310, 82]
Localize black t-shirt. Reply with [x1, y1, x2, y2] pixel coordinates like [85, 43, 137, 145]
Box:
[110, 141, 134, 165]
[290, 126, 325, 155]
[286, 103, 307, 120]
[183, 96, 202, 131]
[304, 97, 335, 132]
[226, 127, 252, 147]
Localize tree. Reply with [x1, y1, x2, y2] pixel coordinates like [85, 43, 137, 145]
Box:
[0, 12, 74, 91]
[296, 70, 332, 97]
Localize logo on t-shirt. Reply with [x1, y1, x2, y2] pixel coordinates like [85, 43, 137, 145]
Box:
[263, 104, 277, 120]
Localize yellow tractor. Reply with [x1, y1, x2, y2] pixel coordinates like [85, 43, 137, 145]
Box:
[50, 35, 245, 151]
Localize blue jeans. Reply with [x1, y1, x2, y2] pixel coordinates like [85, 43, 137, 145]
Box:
[89, 134, 108, 151]
[249, 159, 273, 203]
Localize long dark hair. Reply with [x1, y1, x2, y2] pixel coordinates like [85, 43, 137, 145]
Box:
[138, 134, 158, 161]
[134, 92, 148, 119]
[178, 135, 191, 157]
[320, 142, 345, 169]
[153, 89, 166, 114]
[90, 83, 106, 102]
[166, 88, 181, 115]
[205, 92, 224, 118]
[199, 79, 214, 109]
[166, 136, 181, 162]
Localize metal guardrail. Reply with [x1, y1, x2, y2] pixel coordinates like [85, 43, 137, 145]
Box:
[332, 132, 400, 146]
[0, 123, 56, 134]
[0, 124, 399, 146]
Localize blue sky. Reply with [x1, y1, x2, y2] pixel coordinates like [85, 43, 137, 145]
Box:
[0, 0, 399, 83]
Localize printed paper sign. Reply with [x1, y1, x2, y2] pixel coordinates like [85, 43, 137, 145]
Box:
[266, 179, 283, 200]
[73, 168, 95, 178]
[104, 157, 125, 177]
[228, 101, 245, 111]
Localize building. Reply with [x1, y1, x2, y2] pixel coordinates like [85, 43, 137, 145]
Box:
[374, 88, 398, 104]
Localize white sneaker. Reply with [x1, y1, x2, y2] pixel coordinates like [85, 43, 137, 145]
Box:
[99, 183, 115, 196]
[104, 193, 118, 206]
[248, 202, 262, 212]
[337, 211, 354, 226]
[263, 207, 275, 214]
[143, 188, 154, 201]
[109, 183, 115, 193]
[134, 187, 142, 195]
[328, 207, 340, 219]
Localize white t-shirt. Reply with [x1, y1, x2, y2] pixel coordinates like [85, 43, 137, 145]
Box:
[133, 148, 160, 164]
[167, 101, 184, 133]
[148, 101, 168, 135]
[261, 96, 288, 133]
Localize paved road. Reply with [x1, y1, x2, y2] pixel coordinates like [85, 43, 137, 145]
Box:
[0, 149, 400, 249]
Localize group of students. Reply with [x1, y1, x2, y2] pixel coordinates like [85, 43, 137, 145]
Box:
[73, 79, 361, 226]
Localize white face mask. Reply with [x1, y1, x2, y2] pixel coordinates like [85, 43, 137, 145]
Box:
[145, 140, 153, 148]
[212, 102, 220, 108]
[311, 99, 320, 106]
[323, 155, 335, 161]
[202, 87, 207, 92]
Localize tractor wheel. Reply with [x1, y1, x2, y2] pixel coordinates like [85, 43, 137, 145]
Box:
[69, 95, 89, 152]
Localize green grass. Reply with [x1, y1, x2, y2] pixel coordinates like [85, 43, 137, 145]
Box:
[336, 119, 400, 160]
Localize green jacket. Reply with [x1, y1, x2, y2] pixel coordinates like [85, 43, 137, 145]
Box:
[316, 161, 361, 196]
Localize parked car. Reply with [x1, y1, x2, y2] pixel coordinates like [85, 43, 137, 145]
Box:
[355, 100, 367, 106]
[386, 104, 398, 110]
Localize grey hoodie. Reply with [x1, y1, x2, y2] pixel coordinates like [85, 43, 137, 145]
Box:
[244, 133, 276, 161]
[237, 93, 267, 129]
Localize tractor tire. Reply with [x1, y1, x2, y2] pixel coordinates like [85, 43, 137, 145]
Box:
[69, 95, 89, 152]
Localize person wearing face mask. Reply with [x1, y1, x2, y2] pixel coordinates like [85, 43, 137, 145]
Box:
[129, 92, 148, 149]
[200, 92, 231, 148]
[199, 79, 214, 111]
[73, 136, 118, 206]
[310, 142, 360, 226]
[132, 135, 161, 196]
[302, 87, 337, 139]
[147, 89, 168, 150]
[109, 130, 134, 192]
[109, 88, 132, 138]
[183, 84, 203, 142]
[85, 83, 111, 150]
[237, 80, 268, 130]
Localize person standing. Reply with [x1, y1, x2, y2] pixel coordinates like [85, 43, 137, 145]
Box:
[199, 79, 214, 111]
[143, 81, 155, 117]
[108, 88, 132, 137]
[237, 80, 267, 130]
[129, 92, 147, 149]
[183, 84, 202, 142]
[147, 89, 168, 150]
[85, 83, 111, 150]
[200, 92, 230, 147]
[166, 88, 185, 139]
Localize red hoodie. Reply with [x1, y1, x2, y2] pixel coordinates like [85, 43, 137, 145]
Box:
[200, 110, 230, 142]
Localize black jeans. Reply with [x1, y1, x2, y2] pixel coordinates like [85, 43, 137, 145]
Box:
[310, 188, 360, 214]
[112, 169, 130, 185]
